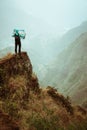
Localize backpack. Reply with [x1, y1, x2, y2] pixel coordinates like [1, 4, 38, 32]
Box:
[12, 29, 26, 39]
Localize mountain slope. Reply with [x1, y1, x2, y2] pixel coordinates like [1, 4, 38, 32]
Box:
[55, 21, 87, 52]
[0, 52, 87, 130]
[42, 32, 87, 106]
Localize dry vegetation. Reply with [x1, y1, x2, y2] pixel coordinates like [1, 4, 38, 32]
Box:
[0, 53, 87, 130]
[0, 84, 87, 130]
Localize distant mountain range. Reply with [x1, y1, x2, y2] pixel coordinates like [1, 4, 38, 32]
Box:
[42, 32, 87, 107]
[33, 21, 87, 82]
[51, 21, 87, 54]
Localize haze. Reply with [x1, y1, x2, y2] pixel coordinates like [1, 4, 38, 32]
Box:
[0, 0, 87, 34]
[0, 0, 87, 54]
[15, 0, 87, 32]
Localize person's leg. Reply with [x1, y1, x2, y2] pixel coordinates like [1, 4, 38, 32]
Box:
[15, 42, 17, 54]
[19, 43, 21, 54]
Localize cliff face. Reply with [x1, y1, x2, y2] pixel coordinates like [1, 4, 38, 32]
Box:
[0, 52, 32, 84]
[0, 52, 40, 130]
[0, 52, 39, 99]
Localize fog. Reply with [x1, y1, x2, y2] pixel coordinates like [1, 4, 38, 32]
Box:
[1, 0, 87, 32]
[15, 0, 87, 32]
[0, 0, 87, 54]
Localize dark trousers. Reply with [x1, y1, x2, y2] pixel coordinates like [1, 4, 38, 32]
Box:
[15, 43, 21, 54]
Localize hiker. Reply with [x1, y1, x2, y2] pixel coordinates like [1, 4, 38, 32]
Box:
[12, 29, 26, 54]
[14, 33, 21, 54]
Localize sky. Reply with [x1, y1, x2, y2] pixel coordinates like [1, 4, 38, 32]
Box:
[0, 0, 87, 48]
[14, 0, 87, 32]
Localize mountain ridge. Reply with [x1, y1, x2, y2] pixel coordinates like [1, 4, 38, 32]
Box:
[42, 32, 87, 108]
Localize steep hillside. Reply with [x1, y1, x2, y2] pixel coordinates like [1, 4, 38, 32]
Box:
[0, 52, 87, 130]
[42, 32, 87, 107]
[32, 21, 87, 83]
[55, 21, 87, 52]
[0, 52, 39, 92]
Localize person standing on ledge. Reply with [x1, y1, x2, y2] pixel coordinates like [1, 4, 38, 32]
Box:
[14, 33, 21, 54]
[12, 29, 26, 54]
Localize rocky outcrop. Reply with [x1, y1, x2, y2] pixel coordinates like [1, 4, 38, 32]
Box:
[0, 52, 39, 98]
[0, 52, 32, 84]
